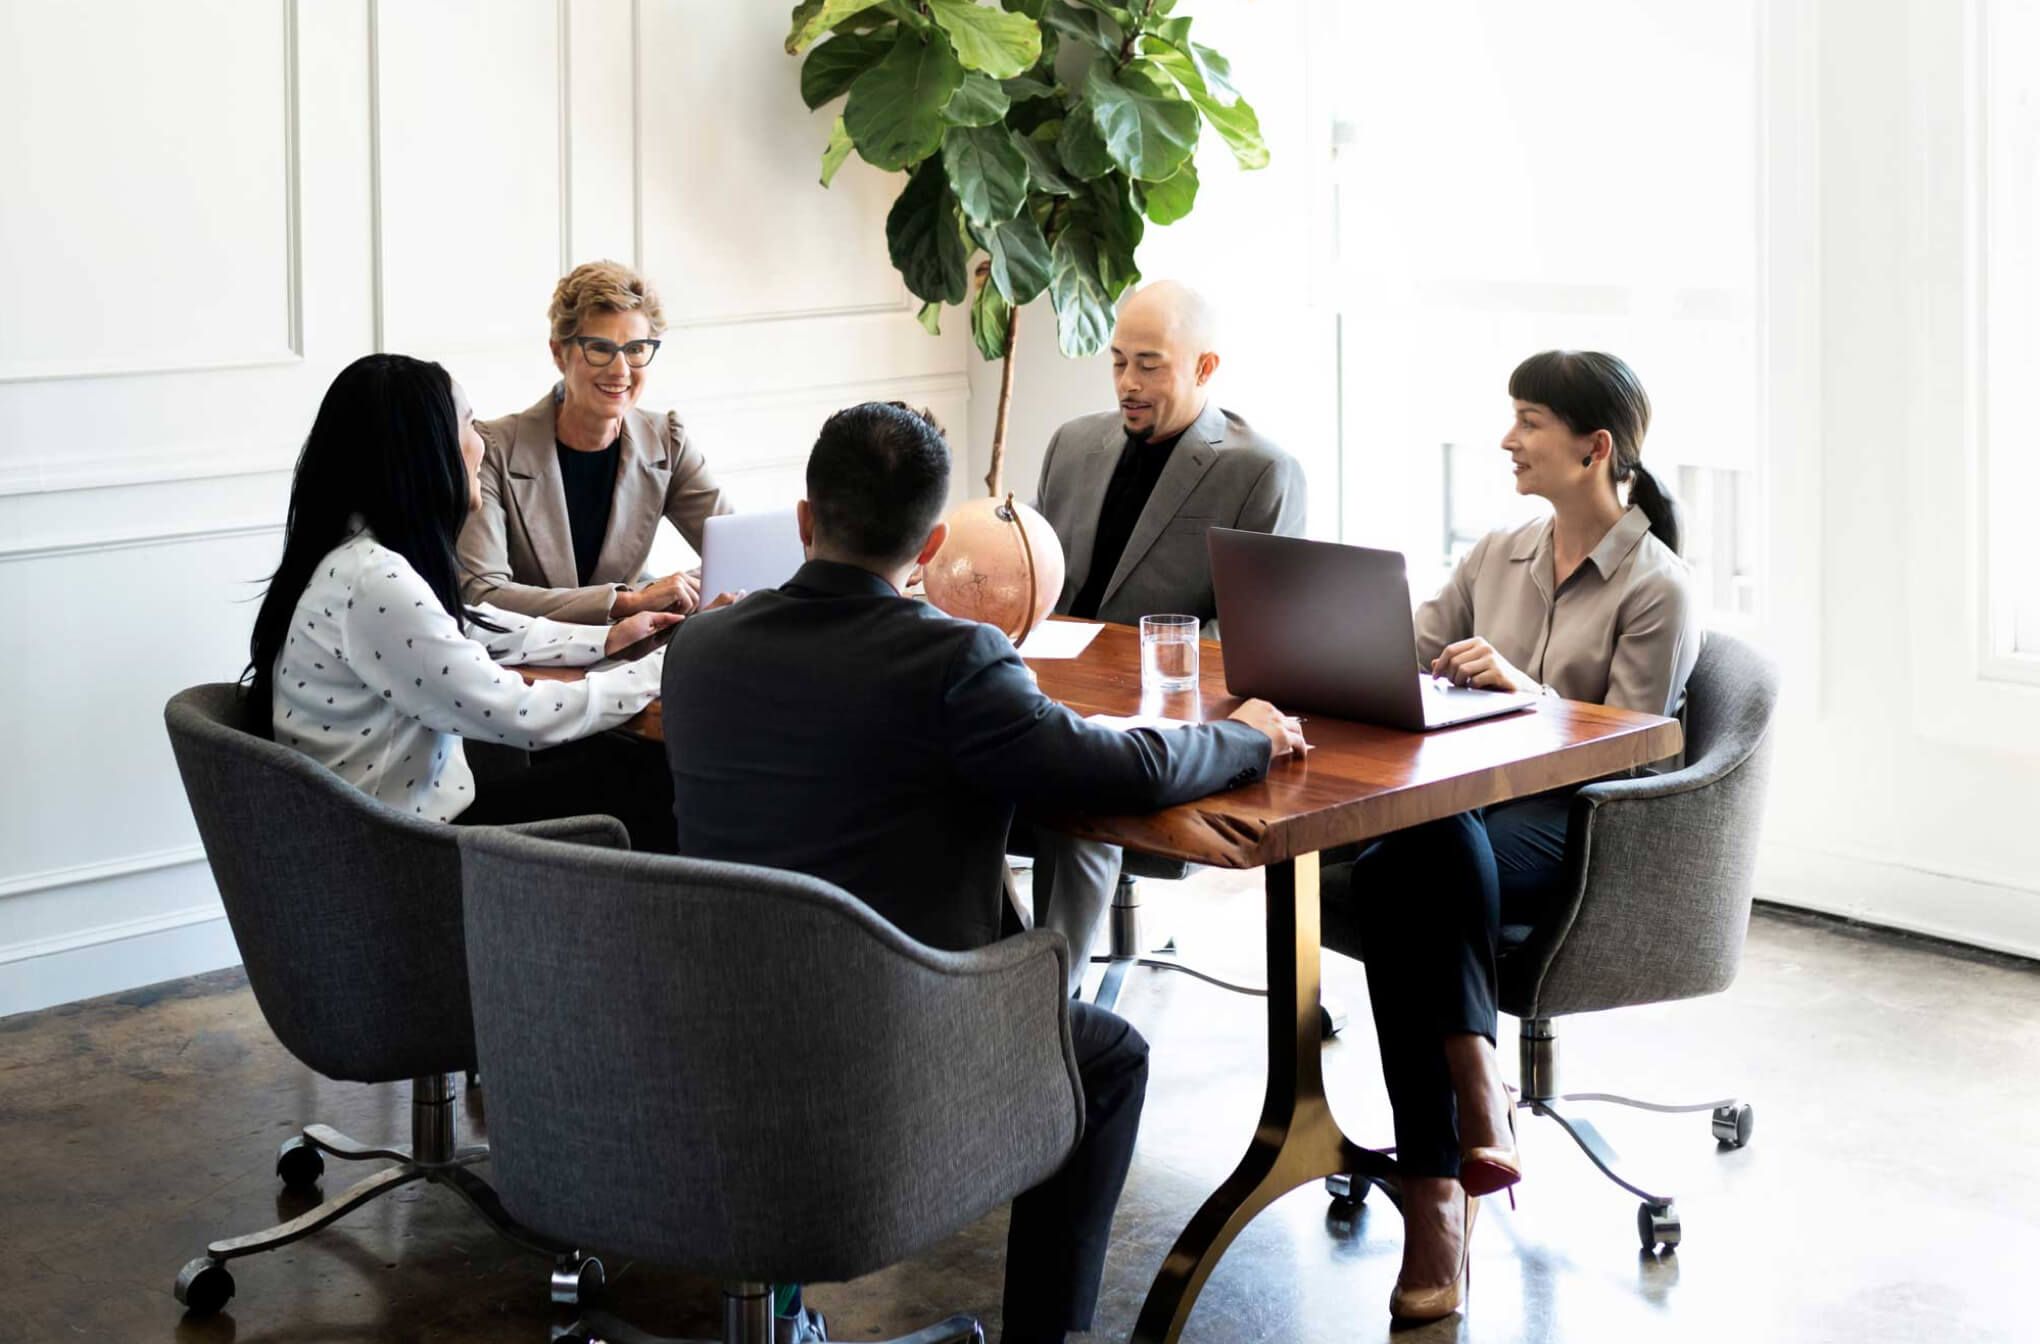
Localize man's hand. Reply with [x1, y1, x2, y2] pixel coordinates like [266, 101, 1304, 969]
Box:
[612, 570, 702, 619]
[1431, 636, 1536, 694]
[603, 610, 683, 658]
[1228, 697, 1311, 759]
[698, 589, 745, 612]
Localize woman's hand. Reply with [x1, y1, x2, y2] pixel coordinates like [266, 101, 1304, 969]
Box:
[1227, 698, 1312, 759]
[613, 570, 702, 618]
[603, 610, 683, 658]
[1431, 637, 1538, 694]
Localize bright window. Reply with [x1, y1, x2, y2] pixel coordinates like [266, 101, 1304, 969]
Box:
[1327, 0, 1763, 619]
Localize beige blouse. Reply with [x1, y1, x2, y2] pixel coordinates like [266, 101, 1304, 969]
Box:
[1413, 506, 1700, 719]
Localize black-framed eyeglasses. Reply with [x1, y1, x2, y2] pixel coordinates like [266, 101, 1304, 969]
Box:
[566, 335, 661, 368]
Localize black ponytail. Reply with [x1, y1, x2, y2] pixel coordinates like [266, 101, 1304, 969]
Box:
[1508, 349, 1681, 556]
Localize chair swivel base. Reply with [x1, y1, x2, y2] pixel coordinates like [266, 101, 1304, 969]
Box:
[173, 1073, 603, 1317]
[1087, 876, 1348, 1037]
[553, 1282, 983, 1344]
[1320, 1018, 1755, 1252]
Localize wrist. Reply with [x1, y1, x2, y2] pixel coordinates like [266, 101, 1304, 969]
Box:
[608, 586, 635, 620]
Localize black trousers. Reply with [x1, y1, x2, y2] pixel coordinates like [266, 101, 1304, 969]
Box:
[1001, 1001, 1150, 1343]
[456, 733, 678, 854]
[1323, 791, 1572, 1178]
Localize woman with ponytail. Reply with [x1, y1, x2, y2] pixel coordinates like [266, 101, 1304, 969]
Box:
[1327, 350, 1699, 1324]
[245, 354, 689, 849]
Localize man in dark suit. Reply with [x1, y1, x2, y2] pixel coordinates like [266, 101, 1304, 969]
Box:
[662, 402, 1305, 1344]
[1027, 279, 1309, 993]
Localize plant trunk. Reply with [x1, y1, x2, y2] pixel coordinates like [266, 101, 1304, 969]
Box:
[985, 302, 1020, 497]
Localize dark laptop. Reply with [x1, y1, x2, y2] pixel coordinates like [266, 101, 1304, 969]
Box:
[1208, 528, 1538, 731]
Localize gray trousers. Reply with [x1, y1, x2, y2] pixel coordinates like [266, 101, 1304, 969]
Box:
[1025, 827, 1125, 995]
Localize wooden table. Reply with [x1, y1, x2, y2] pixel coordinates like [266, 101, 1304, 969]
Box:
[587, 619, 1682, 1342]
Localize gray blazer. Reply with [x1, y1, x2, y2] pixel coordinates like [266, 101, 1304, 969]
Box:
[457, 390, 730, 624]
[1034, 401, 1306, 631]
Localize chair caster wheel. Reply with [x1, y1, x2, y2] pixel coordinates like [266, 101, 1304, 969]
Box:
[174, 1256, 235, 1315]
[1319, 1001, 1347, 1039]
[551, 1252, 605, 1306]
[1324, 1173, 1368, 1205]
[1712, 1102, 1754, 1148]
[276, 1134, 325, 1190]
[1638, 1200, 1680, 1252]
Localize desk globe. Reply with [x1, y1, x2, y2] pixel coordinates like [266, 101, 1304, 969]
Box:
[923, 494, 1066, 643]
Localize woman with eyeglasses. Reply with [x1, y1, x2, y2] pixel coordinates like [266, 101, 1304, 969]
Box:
[457, 260, 731, 623]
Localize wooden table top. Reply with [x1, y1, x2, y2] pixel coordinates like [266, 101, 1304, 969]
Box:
[1021, 621, 1679, 867]
[597, 617, 1680, 871]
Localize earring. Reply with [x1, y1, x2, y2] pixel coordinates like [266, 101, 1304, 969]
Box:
[1582, 455, 1593, 468]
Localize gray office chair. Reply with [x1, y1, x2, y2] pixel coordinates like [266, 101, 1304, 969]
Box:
[162, 683, 620, 1316]
[1323, 633, 1780, 1250]
[458, 827, 1085, 1344]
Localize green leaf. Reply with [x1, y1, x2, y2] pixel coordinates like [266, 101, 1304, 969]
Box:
[926, 0, 1041, 80]
[801, 32, 892, 109]
[1133, 159, 1196, 224]
[942, 124, 1031, 226]
[1066, 0, 1135, 27]
[1196, 92, 1269, 170]
[985, 214, 1053, 303]
[1049, 226, 1115, 357]
[943, 71, 1010, 126]
[1144, 19, 1240, 106]
[1001, 0, 1047, 18]
[787, 0, 879, 53]
[1042, 1, 1121, 53]
[844, 29, 967, 171]
[1084, 175, 1143, 298]
[917, 300, 944, 335]
[1085, 60, 1198, 183]
[1015, 130, 1075, 195]
[819, 116, 855, 186]
[971, 278, 1013, 360]
[1057, 104, 1115, 181]
[886, 160, 972, 304]
[1001, 75, 1060, 102]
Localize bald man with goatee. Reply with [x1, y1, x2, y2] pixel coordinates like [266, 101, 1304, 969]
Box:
[1022, 281, 1307, 992]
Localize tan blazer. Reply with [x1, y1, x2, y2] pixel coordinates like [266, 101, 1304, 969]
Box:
[458, 390, 730, 624]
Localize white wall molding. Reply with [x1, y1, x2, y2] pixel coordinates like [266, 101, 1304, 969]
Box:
[1758, 840, 2040, 961]
[0, 521, 285, 567]
[668, 300, 918, 330]
[0, 847, 205, 908]
[0, 885, 213, 956]
[0, 0, 305, 385]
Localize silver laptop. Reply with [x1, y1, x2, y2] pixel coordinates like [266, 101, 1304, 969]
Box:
[1208, 529, 1538, 731]
[699, 508, 805, 603]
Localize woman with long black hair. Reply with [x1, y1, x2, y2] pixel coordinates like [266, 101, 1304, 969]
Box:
[246, 353, 682, 845]
[1330, 350, 1700, 1323]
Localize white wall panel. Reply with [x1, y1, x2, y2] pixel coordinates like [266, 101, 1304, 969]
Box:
[0, 1, 298, 382]
[373, 0, 564, 355]
[566, 0, 642, 267]
[636, 1, 909, 324]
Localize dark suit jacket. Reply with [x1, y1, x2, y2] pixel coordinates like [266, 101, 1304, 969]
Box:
[661, 561, 1272, 952]
[1034, 401, 1306, 636]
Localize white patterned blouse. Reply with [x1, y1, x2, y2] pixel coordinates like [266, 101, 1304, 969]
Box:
[270, 526, 662, 821]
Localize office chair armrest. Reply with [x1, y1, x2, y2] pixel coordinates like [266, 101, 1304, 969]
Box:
[497, 813, 632, 851]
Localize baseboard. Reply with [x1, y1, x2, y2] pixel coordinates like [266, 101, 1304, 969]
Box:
[0, 882, 242, 1021]
[1756, 842, 2040, 962]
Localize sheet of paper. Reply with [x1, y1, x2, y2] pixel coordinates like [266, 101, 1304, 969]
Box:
[1017, 621, 1104, 659]
[1085, 713, 1193, 733]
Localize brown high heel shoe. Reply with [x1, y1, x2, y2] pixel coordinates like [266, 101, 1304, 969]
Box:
[1389, 1187, 1477, 1323]
[1461, 1101, 1520, 1201]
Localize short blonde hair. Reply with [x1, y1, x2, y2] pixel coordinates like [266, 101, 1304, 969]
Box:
[548, 260, 667, 341]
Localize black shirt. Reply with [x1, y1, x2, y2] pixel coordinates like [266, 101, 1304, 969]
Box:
[556, 439, 620, 586]
[1069, 428, 1185, 619]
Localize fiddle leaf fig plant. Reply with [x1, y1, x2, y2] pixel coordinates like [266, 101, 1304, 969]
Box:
[789, 0, 1267, 494]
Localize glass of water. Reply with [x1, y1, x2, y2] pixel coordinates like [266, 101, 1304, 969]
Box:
[1140, 614, 1201, 693]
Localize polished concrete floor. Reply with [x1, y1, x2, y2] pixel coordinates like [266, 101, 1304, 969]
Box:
[3, 874, 2036, 1344]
